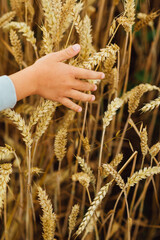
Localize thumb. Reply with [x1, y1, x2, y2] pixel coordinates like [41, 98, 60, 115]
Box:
[55, 44, 81, 62]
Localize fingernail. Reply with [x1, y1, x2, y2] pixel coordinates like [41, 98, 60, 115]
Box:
[101, 73, 105, 79]
[78, 107, 82, 112]
[72, 44, 80, 52]
[92, 95, 95, 101]
[94, 85, 97, 91]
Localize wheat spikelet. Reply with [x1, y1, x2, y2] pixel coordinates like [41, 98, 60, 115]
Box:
[0, 145, 14, 161]
[37, 186, 56, 240]
[141, 96, 160, 113]
[76, 181, 112, 236]
[149, 142, 160, 158]
[126, 166, 160, 187]
[34, 103, 57, 142]
[102, 164, 125, 190]
[72, 172, 90, 189]
[29, 99, 55, 130]
[128, 84, 160, 114]
[69, 204, 80, 236]
[54, 128, 68, 162]
[0, 164, 12, 215]
[25, 167, 43, 176]
[10, 29, 23, 68]
[135, 11, 160, 32]
[103, 98, 124, 129]
[3, 21, 37, 50]
[0, 11, 16, 28]
[2, 109, 33, 148]
[77, 156, 96, 187]
[140, 127, 148, 157]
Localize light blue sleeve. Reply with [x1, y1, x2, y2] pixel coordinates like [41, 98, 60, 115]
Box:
[0, 75, 17, 111]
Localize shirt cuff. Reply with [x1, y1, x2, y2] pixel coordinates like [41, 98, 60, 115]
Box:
[0, 75, 17, 111]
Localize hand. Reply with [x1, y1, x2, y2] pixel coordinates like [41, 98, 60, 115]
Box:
[10, 44, 105, 112]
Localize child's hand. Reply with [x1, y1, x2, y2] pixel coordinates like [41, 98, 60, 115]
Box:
[10, 44, 105, 112]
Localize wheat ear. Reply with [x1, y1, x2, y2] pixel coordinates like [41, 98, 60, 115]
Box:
[102, 164, 125, 190]
[76, 181, 112, 236]
[0, 11, 15, 28]
[103, 98, 124, 129]
[126, 166, 160, 188]
[140, 127, 148, 158]
[3, 21, 37, 52]
[135, 11, 160, 32]
[149, 142, 160, 158]
[141, 96, 160, 113]
[2, 109, 33, 148]
[77, 156, 96, 188]
[10, 29, 23, 68]
[37, 186, 56, 240]
[0, 164, 12, 216]
[72, 172, 90, 189]
[68, 204, 80, 238]
[54, 128, 68, 162]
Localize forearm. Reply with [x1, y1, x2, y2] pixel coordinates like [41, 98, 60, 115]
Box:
[9, 65, 37, 101]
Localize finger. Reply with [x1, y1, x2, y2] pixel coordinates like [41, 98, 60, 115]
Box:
[59, 97, 82, 112]
[66, 90, 95, 102]
[71, 66, 105, 79]
[73, 79, 97, 92]
[54, 44, 81, 62]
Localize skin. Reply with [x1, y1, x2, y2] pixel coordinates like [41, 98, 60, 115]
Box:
[9, 44, 105, 112]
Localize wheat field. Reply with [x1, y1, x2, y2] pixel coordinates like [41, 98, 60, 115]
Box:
[0, 0, 160, 239]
